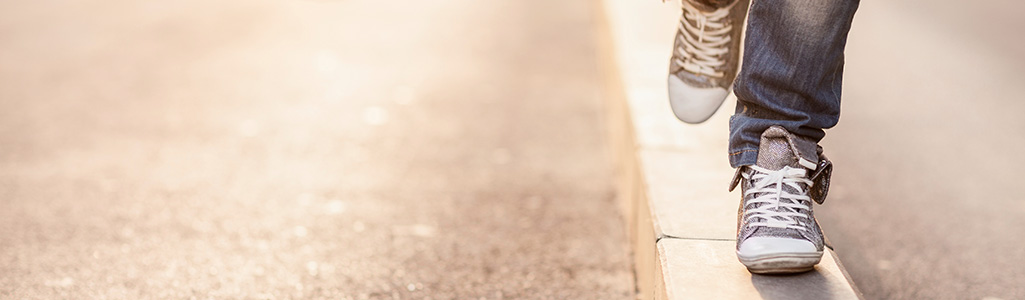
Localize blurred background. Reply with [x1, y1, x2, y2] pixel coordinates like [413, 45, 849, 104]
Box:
[1, 0, 1023, 299]
[820, 0, 1025, 299]
[0, 0, 632, 298]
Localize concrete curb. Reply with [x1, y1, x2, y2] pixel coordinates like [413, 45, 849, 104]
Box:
[594, 0, 864, 299]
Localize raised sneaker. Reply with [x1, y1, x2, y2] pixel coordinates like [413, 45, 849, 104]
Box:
[667, 0, 748, 124]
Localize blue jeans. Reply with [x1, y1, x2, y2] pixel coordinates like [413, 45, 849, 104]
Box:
[728, 0, 860, 168]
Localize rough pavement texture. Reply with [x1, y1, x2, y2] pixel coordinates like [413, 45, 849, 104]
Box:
[817, 1, 1025, 299]
[0, 0, 633, 299]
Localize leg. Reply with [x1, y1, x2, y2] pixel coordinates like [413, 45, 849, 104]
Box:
[728, 0, 858, 274]
[728, 0, 860, 168]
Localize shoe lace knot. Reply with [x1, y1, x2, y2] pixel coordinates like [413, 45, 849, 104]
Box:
[742, 165, 814, 231]
[674, 1, 735, 78]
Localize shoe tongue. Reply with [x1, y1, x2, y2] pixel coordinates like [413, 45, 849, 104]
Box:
[689, 0, 718, 11]
[755, 128, 803, 171]
[694, 0, 735, 10]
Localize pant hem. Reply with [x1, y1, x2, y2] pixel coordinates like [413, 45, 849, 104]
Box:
[728, 148, 759, 168]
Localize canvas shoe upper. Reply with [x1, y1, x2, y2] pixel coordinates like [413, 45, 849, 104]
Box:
[729, 126, 833, 274]
[667, 0, 748, 124]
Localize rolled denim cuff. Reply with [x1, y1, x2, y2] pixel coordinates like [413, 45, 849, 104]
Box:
[728, 148, 759, 168]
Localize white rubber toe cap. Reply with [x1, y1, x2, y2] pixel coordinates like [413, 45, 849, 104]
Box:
[737, 237, 819, 259]
[667, 75, 730, 124]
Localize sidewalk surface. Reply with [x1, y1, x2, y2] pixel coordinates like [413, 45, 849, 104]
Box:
[602, 0, 1025, 299]
[597, 0, 859, 299]
[0, 0, 633, 298]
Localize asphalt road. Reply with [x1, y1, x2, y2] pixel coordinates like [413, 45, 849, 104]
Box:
[818, 0, 1025, 299]
[0, 0, 632, 299]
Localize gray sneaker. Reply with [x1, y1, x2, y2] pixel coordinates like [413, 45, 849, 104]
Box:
[667, 0, 748, 124]
[728, 126, 833, 274]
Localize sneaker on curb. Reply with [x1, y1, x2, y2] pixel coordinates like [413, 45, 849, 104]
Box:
[667, 0, 748, 124]
[728, 126, 833, 274]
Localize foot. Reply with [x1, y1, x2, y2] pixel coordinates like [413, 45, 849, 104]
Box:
[667, 0, 748, 124]
[731, 126, 827, 274]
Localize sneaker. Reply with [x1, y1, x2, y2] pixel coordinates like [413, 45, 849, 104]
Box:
[667, 0, 749, 124]
[728, 126, 833, 274]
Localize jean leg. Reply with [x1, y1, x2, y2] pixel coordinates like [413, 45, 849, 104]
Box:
[728, 0, 860, 168]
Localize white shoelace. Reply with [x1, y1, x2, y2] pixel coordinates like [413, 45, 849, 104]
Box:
[673, 1, 734, 78]
[742, 165, 814, 231]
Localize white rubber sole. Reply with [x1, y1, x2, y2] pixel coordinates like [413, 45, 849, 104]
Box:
[666, 75, 730, 124]
[737, 251, 823, 274]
